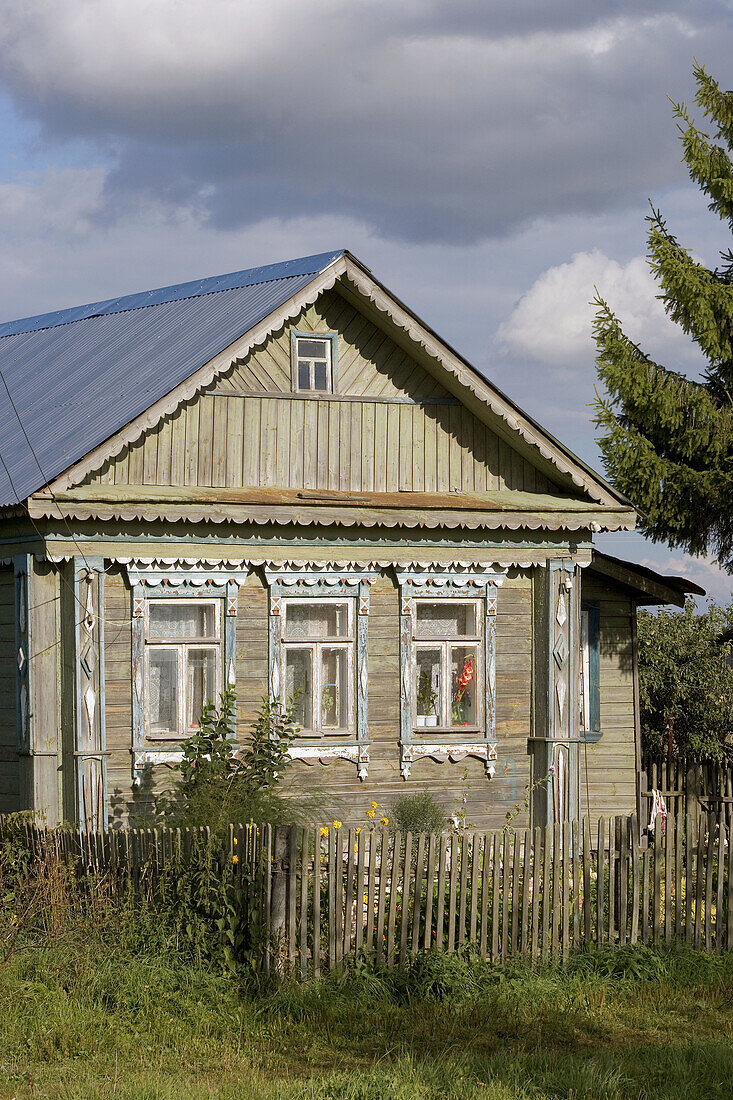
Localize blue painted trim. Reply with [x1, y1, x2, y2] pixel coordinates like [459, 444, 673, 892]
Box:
[582, 601, 601, 739]
[13, 555, 30, 755]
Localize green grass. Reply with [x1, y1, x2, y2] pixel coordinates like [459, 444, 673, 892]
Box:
[0, 933, 732, 1100]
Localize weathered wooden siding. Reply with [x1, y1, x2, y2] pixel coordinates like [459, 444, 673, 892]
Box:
[581, 574, 638, 821]
[79, 289, 556, 496]
[275, 569, 532, 832]
[216, 289, 451, 401]
[0, 566, 19, 812]
[104, 568, 138, 824]
[99, 566, 532, 831]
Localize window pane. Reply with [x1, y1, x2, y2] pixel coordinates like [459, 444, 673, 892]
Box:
[321, 647, 348, 729]
[297, 338, 329, 360]
[313, 361, 328, 390]
[286, 648, 313, 729]
[285, 602, 349, 639]
[415, 648, 441, 726]
[450, 647, 478, 726]
[297, 360, 310, 389]
[149, 602, 216, 640]
[149, 649, 178, 734]
[186, 649, 217, 730]
[415, 602, 478, 639]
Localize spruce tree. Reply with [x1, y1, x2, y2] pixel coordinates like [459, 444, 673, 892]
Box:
[594, 62, 733, 571]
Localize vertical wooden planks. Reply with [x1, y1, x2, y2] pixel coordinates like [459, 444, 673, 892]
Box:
[491, 831, 501, 963]
[686, 813, 694, 944]
[520, 830, 531, 959]
[511, 830, 521, 957]
[572, 820, 581, 950]
[582, 817, 592, 944]
[704, 815, 715, 953]
[376, 830, 389, 965]
[344, 827, 355, 960]
[469, 832, 481, 947]
[541, 824, 551, 961]
[480, 833, 491, 959]
[424, 833, 436, 951]
[631, 817, 641, 945]
[412, 832, 426, 955]
[299, 828, 310, 978]
[313, 830, 322, 978]
[447, 833, 459, 953]
[386, 831, 401, 967]
[501, 830, 511, 961]
[653, 819, 662, 947]
[530, 827, 541, 963]
[664, 814, 673, 945]
[716, 818, 725, 954]
[436, 833, 448, 952]
[551, 822, 561, 960]
[399, 832, 413, 965]
[458, 833, 470, 948]
[562, 820, 570, 963]
[366, 830, 378, 952]
[355, 826, 366, 954]
[619, 818, 628, 947]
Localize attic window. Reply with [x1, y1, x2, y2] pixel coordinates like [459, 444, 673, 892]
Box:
[292, 332, 336, 393]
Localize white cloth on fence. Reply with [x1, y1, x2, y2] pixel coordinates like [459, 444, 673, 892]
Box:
[647, 788, 667, 834]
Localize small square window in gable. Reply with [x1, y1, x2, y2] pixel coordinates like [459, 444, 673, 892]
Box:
[291, 332, 337, 394]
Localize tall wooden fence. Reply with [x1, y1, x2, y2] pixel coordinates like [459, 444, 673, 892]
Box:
[641, 754, 733, 827]
[5, 815, 733, 976]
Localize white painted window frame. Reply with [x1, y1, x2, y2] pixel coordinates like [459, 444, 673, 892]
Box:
[412, 598, 483, 732]
[281, 596, 355, 738]
[291, 331, 338, 394]
[143, 597, 223, 741]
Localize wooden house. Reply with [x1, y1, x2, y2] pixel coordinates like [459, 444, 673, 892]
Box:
[0, 251, 701, 830]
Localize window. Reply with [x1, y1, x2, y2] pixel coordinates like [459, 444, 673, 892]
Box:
[579, 604, 600, 739]
[144, 600, 221, 738]
[413, 600, 482, 730]
[282, 599, 354, 736]
[292, 333, 335, 393]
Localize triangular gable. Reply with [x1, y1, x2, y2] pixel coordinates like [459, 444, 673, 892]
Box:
[35, 252, 630, 512]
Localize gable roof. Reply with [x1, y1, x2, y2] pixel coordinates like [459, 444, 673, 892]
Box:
[0, 249, 633, 519]
[0, 251, 343, 506]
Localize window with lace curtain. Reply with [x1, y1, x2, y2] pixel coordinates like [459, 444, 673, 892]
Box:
[282, 598, 355, 736]
[144, 599, 222, 738]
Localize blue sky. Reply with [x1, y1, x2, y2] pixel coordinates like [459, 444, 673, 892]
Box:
[0, 1, 731, 603]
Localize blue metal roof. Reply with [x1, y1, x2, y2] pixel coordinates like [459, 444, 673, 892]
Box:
[0, 250, 343, 506]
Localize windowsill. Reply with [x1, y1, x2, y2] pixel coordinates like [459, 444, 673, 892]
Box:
[412, 726, 484, 736]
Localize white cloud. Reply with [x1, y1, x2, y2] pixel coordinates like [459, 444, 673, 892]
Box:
[497, 249, 698, 370]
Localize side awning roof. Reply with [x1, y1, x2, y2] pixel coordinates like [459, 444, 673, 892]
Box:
[589, 551, 705, 607]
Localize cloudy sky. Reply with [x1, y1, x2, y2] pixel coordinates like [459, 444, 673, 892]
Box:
[0, 0, 731, 602]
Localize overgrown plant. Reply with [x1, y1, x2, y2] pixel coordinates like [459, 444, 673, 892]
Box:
[388, 790, 448, 836]
[156, 689, 308, 831]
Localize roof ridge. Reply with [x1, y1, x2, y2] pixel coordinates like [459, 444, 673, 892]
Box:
[0, 250, 344, 340]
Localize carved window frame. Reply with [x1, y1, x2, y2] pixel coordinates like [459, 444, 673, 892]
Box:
[128, 567, 242, 783]
[396, 568, 502, 779]
[265, 566, 374, 780]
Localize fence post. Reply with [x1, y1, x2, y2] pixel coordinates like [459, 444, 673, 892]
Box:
[270, 825, 289, 976]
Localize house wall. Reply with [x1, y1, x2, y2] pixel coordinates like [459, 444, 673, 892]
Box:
[100, 562, 533, 831]
[79, 289, 557, 497]
[0, 565, 19, 813]
[580, 572, 638, 822]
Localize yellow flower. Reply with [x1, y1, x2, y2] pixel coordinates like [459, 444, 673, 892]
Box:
[233, 837, 238, 846]
[366, 809, 376, 820]
[370, 801, 378, 809]
[380, 816, 389, 826]
[232, 854, 239, 865]
[320, 826, 329, 837]
[355, 827, 362, 835]
[332, 819, 342, 830]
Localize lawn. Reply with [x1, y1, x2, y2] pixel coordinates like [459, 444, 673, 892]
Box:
[0, 935, 731, 1099]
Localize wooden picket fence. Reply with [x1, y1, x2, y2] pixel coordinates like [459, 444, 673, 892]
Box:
[642, 753, 733, 826]
[5, 814, 733, 975]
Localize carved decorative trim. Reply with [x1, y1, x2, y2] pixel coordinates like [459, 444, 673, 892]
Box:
[288, 743, 370, 782]
[125, 562, 249, 587]
[401, 742, 497, 780]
